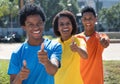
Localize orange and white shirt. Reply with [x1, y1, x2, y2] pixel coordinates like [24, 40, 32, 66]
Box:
[76, 32, 108, 84]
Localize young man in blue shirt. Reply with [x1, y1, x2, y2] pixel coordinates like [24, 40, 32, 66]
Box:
[8, 3, 62, 84]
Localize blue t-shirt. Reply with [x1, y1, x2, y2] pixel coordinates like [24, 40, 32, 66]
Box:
[8, 39, 62, 84]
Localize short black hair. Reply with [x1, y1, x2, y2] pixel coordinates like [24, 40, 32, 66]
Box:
[19, 3, 46, 26]
[81, 6, 96, 17]
[52, 10, 78, 37]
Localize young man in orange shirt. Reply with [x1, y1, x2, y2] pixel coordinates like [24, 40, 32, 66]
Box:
[76, 6, 110, 84]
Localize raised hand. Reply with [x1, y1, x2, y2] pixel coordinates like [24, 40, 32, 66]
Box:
[23, 60, 27, 68]
[70, 36, 78, 52]
[39, 43, 45, 52]
[38, 43, 49, 65]
[70, 36, 88, 59]
[18, 60, 30, 81]
[99, 34, 110, 48]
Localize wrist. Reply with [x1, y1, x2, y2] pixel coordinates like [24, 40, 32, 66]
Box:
[44, 60, 51, 67]
[17, 73, 23, 82]
[12, 74, 22, 84]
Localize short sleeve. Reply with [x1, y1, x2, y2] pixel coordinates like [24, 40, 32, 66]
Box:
[50, 42, 62, 62]
[8, 52, 21, 75]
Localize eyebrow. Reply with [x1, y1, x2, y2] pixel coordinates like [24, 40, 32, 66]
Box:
[26, 20, 43, 24]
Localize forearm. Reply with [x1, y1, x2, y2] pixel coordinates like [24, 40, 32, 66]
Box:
[44, 60, 58, 76]
[77, 48, 88, 59]
[10, 74, 22, 84]
[12, 79, 22, 84]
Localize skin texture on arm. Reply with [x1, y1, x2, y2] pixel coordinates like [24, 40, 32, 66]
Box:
[38, 43, 59, 76]
[10, 60, 30, 84]
[10, 74, 21, 84]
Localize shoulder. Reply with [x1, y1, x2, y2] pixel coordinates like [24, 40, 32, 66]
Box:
[44, 38, 60, 44]
[95, 32, 109, 40]
[44, 38, 62, 48]
[12, 42, 28, 54]
[76, 36, 86, 45]
[75, 33, 86, 42]
[75, 32, 85, 37]
[75, 32, 86, 39]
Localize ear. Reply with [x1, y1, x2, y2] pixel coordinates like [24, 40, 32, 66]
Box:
[95, 17, 98, 22]
[57, 27, 60, 32]
[22, 26, 26, 31]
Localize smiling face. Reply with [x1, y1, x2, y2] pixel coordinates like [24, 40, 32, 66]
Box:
[23, 15, 44, 43]
[81, 12, 97, 36]
[58, 16, 73, 41]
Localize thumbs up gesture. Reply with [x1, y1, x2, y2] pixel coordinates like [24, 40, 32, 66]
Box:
[38, 43, 49, 65]
[70, 36, 78, 52]
[99, 33, 110, 48]
[18, 60, 30, 81]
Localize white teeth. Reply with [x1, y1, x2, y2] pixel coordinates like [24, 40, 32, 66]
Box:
[33, 31, 40, 33]
[63, 29, 69, 32]
[86, 24, 90, 26]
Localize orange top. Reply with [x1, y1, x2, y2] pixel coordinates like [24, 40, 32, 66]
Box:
[76, 32, 107, 84]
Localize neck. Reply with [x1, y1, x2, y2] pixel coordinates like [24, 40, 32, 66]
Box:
[28, 38, 44, 46]
[84, 30, 95, 36]
[61, 36, 72, 42]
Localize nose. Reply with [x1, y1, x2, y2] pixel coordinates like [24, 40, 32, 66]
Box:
[64, 24, 68, 27]
[85, 21, 91, 24]
[32, 24, 43, 29]
[64, 23, 70, 27]
[33, 25, 40, 29]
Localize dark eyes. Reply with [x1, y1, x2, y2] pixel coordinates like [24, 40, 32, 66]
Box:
[59, 22, 71, 26]
[26, 22, 44, 28]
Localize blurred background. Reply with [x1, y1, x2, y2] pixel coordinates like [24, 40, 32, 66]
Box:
[0, 0, 120, 84]
[0, 0, 120, 43]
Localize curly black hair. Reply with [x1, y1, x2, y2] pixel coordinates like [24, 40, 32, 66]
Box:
[19, 3, 46, 26]
[52, 10, 78, 37]
[81, 6, 96, 17]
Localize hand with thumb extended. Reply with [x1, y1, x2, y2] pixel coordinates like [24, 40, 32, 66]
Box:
[70, 36, 78, 52]
[18, 60, 30, 81]
[71, 36, 75, 45]
[99, 33, 110, 48]
[23, 60, 27, 68]
[40, 43, 45, 52]
[38, 43, 49, 65]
